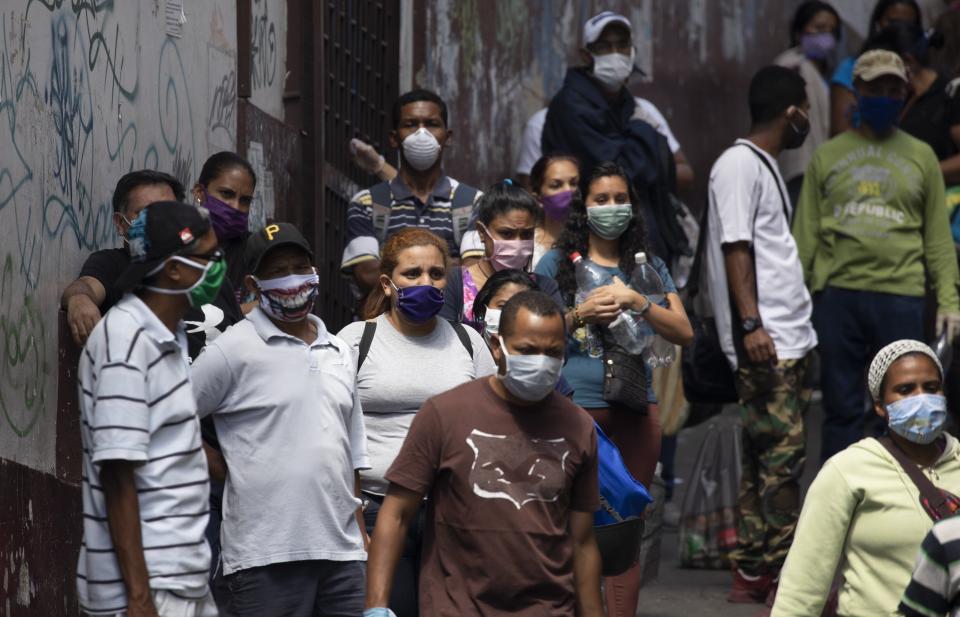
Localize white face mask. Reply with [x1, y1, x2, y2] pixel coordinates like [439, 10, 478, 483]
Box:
[497, 337, 563, 402]
[402, 127, 442, 171]
[591, 48, 635, 92]
[484, 307, 502, 336]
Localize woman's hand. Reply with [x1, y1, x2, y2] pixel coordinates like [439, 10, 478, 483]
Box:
[597, 278, 648, 313]
[578, 289, 622, 326]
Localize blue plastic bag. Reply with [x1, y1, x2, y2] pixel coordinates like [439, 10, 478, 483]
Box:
[594, 423, 652, 526]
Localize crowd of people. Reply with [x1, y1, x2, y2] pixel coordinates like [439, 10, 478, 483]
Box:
[63, 2, 960, 616]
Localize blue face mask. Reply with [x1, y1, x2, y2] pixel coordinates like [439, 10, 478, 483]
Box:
[885, 393, 948, 444]
[391, 281, 444, 323]
[856, 94, 904, 135]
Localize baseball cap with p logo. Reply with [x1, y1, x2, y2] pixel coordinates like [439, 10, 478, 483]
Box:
[244, 222, 314, 275]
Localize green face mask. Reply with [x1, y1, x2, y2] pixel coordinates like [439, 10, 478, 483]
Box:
[587, 203, 633, 240]
[145, 257, 226, 307]
[186, 259, 226, 307]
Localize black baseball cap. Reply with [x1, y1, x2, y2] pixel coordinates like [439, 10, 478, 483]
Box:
[114, 201, 213, 294]
[244, 222, 314, 275]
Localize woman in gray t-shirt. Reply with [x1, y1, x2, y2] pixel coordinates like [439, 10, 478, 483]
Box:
[337, 228, 495, 617]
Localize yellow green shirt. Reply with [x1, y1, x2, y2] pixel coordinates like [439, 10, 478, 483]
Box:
[793, 129, 960, 310]
[772, 435, 960, 616]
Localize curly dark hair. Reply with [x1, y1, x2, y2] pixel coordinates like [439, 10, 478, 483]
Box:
[553, 161, 650, 306]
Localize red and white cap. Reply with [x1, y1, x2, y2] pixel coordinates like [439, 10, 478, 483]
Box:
[583, 11, 631, 46]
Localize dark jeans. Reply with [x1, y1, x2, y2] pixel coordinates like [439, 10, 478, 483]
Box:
[362, 494, 424, 617]
[813, 286, 925, 461]
[224, 559, 365, 617]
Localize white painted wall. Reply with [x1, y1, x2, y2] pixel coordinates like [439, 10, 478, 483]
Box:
[249, 0, 287, 120]
[0, 1, 282, 474]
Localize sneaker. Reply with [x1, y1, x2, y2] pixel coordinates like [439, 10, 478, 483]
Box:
[727, 568, 774, 604]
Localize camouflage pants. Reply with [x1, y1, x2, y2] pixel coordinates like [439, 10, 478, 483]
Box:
[729, 354, 812, 574]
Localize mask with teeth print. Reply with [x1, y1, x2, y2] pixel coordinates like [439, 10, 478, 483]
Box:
[253, 270, 320, 322]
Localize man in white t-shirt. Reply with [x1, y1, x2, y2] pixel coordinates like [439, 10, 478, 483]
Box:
[191, 223, 369, 616]
[704, 66, 818, 607]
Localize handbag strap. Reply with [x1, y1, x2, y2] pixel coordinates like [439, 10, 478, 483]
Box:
[876, 436, 954, 521]
[688, 141, 775, 300]
[599, 494, 624, 522]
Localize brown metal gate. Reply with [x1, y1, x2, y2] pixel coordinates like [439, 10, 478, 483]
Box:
[318, 0, 401, 330]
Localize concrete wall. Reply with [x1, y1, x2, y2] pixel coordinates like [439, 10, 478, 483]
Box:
[0, 1, 283, 612]
[410, 0, 944, 201]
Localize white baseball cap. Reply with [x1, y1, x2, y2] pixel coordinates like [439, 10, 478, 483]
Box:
[583, 11, 632, 46]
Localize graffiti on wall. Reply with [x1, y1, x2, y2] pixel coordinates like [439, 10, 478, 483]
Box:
[248, 0, 287, 120]
[0, 0, 249, 473]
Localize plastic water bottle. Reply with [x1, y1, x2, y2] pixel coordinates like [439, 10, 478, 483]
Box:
[570, 253, 649, 355]
[630, 252, 676, 367]
[570, 252, 609, 357]
[571, 251, 614, 292]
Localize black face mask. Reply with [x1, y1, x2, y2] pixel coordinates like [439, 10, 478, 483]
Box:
[784, 109, 810, 150]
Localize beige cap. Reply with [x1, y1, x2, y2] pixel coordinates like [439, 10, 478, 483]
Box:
[853, 50, 907, 82]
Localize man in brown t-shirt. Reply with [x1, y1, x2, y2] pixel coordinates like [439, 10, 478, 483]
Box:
[365, 291, 604, 617]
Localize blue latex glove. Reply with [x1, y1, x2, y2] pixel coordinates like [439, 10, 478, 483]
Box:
[363, 609, 397, 617]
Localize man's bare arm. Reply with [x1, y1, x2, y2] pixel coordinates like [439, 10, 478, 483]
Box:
[569, 510, 604, 617]
[365, 484, 423, 609]
[100, 460, 158, 617]
[722, 241, 777, 364]
[62, 276, 107, 345]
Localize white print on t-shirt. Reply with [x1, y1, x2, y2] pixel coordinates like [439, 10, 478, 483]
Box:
[184, 304, 225, 346]
[466, 430, 570, 510]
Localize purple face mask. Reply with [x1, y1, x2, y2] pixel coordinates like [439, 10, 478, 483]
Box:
[540, 190, 575, 221]
[800, 32, 836, 61]
[203, 189, 249, 241]
[391, 281, 444, 323]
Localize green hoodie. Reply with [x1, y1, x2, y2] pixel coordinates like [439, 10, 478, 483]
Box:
[793, 129, 960, 310]
[772, 435, 960, 616]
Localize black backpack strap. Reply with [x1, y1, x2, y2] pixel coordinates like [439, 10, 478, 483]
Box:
[738, 142, 791, 225]
[451, 183, 480, 211]
[685, 197, 711, 299]
[448, 320, 474, 358]
[357, 321, 377, 372]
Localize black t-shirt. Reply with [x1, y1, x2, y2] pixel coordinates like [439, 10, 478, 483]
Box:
[900, 75, 960, 161]
[79, 248, 130, 312]
[76, 240, 246, 359]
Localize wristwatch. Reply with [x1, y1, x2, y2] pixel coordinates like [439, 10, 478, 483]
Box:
[742, 316, 763, 333]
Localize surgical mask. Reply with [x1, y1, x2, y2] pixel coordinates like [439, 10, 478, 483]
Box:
[484, 307, 502, 336]
[145, 257, 226, 308]
[591, 48, 635, 92]
[391, 281, 444, 323]
[402, 127, 442, 171]
[540, 190, 574, 221]
[497, 337, 562, 402]
[254, 270, 320, 322]
[203, 190, 249, 241]
[480, 224, 534, 271]
[885, 393, 948, 444]
[800, 32, 836, 60]
[856, 94, 904, 135]
[587, 204, 633, 239]
[784, 109, 810, 150]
